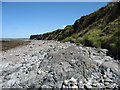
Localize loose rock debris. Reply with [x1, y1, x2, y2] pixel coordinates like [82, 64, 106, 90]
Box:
[0, 40, 119, 89]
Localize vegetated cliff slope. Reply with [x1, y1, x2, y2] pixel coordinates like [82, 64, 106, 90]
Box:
[30, 2, 120, 59]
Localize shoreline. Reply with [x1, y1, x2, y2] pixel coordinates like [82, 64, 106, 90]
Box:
[0, 39, 31, 51]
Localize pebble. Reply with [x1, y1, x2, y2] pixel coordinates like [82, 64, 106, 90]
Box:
[69, 77, 77, 84]
[84, 84, 92, 89]
[104, 78, 113, 83]
[103, 75, 107, 79]
[37, 69, 45, 74]
[63, 80, 69, 86]
[84, 79, 87, 83]
[92, 83, 97, 87]
[71, 85, 78, 89]
[104, 82, 110, 85]
[0, 40, 119, 89]
[60, 62, 63, 65]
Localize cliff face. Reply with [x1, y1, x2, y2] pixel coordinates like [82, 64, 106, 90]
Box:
[30, 2, 120, 59]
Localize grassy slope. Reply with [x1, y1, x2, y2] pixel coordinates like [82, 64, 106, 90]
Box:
[30, 2, 120, 59]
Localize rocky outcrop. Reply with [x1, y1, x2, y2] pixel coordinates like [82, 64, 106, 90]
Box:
[30, 2, 120, 59]
[0, 40, 119, 89]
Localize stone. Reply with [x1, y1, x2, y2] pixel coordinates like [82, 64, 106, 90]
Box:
[55, 81, 63, 88]
[99, 79, 104, 83]
[84, 79, 87, 83]
[103, 75, 107, 79]
[86, 81, 92, 86]
[104, 78, 113, 83]
[41, 85, 52, 88]
[104, 82, 110, 85]
[79, 80, 83, 84]
[1, 40, 119, 89]
[84, 84, 92, 89]
[69, 77, 77, 84]
[29, 46, 32, 48]
[15, 54, 19, 56]
[110, 83, 119, 88]
[92, 83, 97, 87]
[71, 85, 78, 89]
[63, 80, 69, 86]
[37, 69, 45, 74]
[60, 62, 63, 65]
[112, 74, 116, 77]
[78, 83, 84, 88]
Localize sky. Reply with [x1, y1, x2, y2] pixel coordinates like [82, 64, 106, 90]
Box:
[2, 0, 113, 2]
[2, 2, 108, 38]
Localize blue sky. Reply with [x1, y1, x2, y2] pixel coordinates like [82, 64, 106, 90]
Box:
[2, 2, 108, 38]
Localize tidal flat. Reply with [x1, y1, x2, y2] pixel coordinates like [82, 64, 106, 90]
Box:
[0, 39, 30, 51]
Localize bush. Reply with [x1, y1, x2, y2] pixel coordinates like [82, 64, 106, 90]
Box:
[62, 37, 76, 43]
[82, 29, 102, 47]
[75, 38, 83, 43]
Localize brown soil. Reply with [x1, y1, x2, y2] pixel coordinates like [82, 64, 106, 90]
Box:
[0, 39, 31, 51]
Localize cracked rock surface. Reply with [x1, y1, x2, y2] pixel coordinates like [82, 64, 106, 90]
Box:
[0, 40, 119, 89]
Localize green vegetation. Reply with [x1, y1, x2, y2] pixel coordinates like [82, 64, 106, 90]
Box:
[30, 2, 120, 59]
[62, 36, 75, 42]
[82, 29, 102, 47]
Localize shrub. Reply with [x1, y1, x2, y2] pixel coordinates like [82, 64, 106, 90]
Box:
[75, 38, 83, 43]
[82, 29, 102, 47]
[62, 37, 76, 43]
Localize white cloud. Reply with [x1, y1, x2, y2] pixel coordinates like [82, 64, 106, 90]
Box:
[62, 25, 66, 28]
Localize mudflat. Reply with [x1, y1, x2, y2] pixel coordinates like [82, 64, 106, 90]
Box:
[0, 39, 31, 51]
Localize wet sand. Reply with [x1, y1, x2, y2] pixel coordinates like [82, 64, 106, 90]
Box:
[0, 39, 31, 51]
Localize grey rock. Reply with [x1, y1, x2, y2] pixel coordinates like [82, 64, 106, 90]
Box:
[84, 84, 92, 89]
[104, 82, 110, 86]
[63, 80, 69, 86]
[55, 81, 63, 88]
[69, 77, 77, 84]
[41, 85, 52, 88]
[0, 40, 119, 89]
[104, 78, 113, 83]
